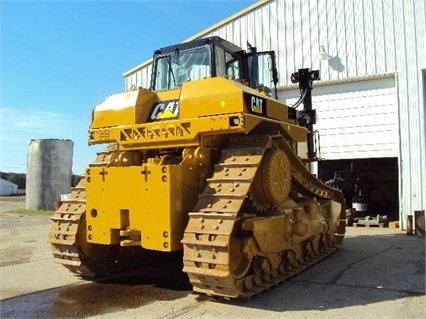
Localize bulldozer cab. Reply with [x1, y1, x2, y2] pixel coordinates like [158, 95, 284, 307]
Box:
[150, 36, 278, 98]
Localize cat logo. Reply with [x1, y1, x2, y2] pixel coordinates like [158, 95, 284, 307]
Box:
[244, 93, 267, 116]
[149, 100, 179, 121]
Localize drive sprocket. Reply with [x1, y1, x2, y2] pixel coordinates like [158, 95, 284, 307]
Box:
[249, 146, 291, 212]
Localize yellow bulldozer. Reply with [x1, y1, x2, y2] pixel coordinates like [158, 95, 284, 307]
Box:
[49, 36, 346, 299]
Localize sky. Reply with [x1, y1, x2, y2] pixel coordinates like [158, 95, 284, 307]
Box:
[0, 0, 259, 174]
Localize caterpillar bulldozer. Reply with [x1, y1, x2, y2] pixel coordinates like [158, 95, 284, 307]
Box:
[49, 36, 346, 299]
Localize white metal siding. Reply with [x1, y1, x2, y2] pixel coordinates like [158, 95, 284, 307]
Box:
[282, 77, 398, 160]
[125, 64, 152, 91]
[123, 0, 426, 226]
[125, 1, 424, 86]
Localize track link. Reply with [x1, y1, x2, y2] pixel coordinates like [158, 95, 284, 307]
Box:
[49, 144, 143, 277]
[182, 134, 346, 298]
[49, 180, 92, 275]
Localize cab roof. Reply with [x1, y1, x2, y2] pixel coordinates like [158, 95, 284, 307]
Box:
[153, 36, 245, 57]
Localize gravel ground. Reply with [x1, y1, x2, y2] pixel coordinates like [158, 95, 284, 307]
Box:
[0, 197, 425, 319]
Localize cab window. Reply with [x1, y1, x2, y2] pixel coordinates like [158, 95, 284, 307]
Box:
[153, 46, 211, 91]
[215, 46, 240, 80]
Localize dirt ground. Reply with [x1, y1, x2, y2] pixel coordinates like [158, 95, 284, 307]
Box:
[0, 197, 425, 319]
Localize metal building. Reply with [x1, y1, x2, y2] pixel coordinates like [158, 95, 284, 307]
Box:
[123, 0, 426, 228]
[0, 178, 18, 196]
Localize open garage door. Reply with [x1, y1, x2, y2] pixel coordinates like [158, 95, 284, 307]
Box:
[281, 76, 398, 160]
[318, 158, 399, 222]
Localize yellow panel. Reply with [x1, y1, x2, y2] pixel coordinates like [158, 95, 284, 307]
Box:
[156, 89, 181, 101]
[265, 98, 289, 121]
[244, 114, 307, 142]
[91, 91, 139, 128]
[85, 165, 186, 251]
[132, 165, 185, 251]
[179, 77, 244, 118]
[91, 88, 181, 129]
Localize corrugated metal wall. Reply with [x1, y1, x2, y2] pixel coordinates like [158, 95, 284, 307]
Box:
[124, 0, 426, 226]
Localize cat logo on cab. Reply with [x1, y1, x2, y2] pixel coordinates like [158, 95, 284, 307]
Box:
[149, 100, 179, 121]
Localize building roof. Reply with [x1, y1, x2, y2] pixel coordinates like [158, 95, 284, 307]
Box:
[0, 178, 18, 187]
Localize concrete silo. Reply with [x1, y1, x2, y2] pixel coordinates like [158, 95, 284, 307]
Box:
[26, 139, 73, 210]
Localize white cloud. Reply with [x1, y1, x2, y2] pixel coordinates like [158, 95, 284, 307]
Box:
[1, 108, 75, 135]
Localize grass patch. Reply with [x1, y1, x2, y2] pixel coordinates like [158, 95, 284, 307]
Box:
[6, 209, 54, 216]
[0, 196, 25, 202]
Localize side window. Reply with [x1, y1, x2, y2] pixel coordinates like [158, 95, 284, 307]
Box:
[246, 52, 278, 97]
[215, 47, 226, 77]
[215, 47, 240, 80]
[154, 58, 169, 91]
[225, 52, 240, 80]
[256, 53, 275, 92]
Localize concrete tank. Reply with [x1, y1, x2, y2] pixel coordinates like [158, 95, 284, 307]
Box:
[26, 139, 73, 210]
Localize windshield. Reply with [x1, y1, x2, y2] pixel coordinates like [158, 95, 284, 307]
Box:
[153, 46, 211, 91]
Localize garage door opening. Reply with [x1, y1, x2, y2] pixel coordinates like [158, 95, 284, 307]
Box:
[318, 157, 399, 222]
